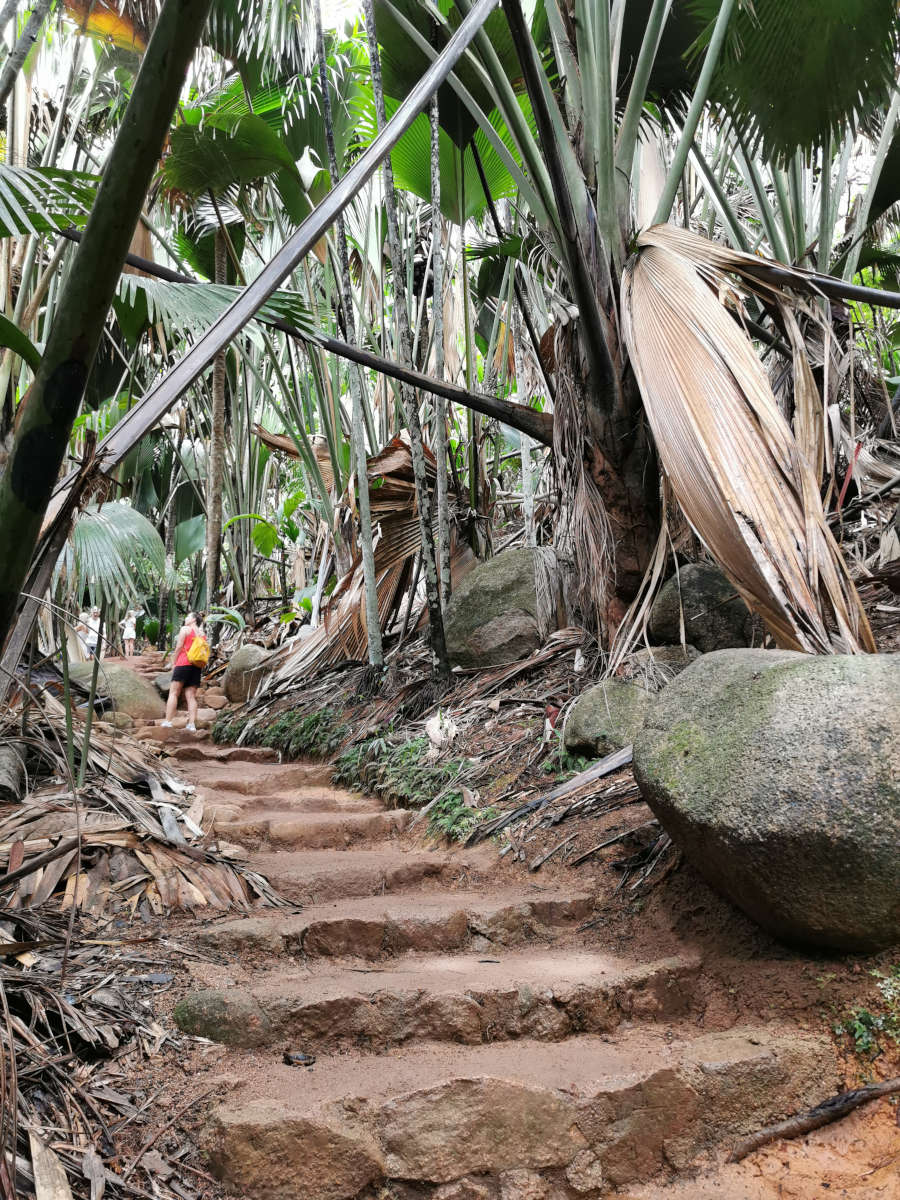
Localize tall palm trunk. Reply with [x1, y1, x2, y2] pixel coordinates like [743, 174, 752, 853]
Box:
[205, 227, 227, 618]
[315, 0, 383, 668]
[363, 0, 449, 677]
[0, 0, 214, 650]
[430, 92, 451, 607]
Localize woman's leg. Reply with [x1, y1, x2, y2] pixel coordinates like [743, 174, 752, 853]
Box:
[185, 686, 199, 729]
[164, 680, 183, 724]
[125, 639, 134, 656]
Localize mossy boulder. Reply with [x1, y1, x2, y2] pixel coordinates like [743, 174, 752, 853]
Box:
[649, 563, 753, 653]
[223, 644, 272, 703]
[444, 548, 560, 668]
[564, 681, 652, 757]
[634, 649, 900, 951]
[68, 662, 165, 720]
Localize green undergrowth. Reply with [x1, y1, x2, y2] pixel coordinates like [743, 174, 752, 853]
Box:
[333, 731, 497, 840]
[833, 964, 900, 1058]
[213, 705, 348, 759]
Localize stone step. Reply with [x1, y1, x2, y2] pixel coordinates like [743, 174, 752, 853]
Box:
[202, 1026, 836, 1200]
[191, 761, 334, 793]
[135, 726, 211, 745]
[248, 847, 457, 904]
[201, 787, 376, 817]
[166, 744, 280, 765]
[213, 807, 413, 850]
[195, 889, 595, 960]
[174, 948, 702, 1051]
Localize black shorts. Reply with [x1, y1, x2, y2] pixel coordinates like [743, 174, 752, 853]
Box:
[171, 664, 202, 688]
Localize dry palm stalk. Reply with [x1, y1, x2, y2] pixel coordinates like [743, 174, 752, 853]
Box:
[622, 224, 875, 653]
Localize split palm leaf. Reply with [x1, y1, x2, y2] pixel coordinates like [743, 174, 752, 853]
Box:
[621, 224, 874, 653]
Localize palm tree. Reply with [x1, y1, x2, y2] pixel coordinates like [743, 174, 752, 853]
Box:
[0, 0, 214, 648]
[367, 0, 896, 651]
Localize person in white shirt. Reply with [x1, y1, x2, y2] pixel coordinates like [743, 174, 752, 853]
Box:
[84, 607, 102, 658]
[120, 609, 140, 656]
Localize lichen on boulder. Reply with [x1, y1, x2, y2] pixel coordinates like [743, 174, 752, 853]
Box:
[444, 548, 561, 668]
[634, 648, 900, 951]
[564, 681, 653, 757]
[649, 563, 753, 653]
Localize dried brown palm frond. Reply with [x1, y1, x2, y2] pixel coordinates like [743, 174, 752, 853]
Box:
[622, 224, 875, 654]
[0, 700, 285, 918]
[253, 437, 434, 694]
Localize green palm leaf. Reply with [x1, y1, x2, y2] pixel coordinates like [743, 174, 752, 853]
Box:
[115, 277, 317, 343]
[386, 95, 525, 223]
[374, 0, 522, 148]
[691, 0, 900, 158]
[0, 165, 98, 239]
[161, 112, 297, 198]
[60, 502, 165, 606]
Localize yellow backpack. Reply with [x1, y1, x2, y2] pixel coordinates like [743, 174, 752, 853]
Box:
[186, 633, 210, 667]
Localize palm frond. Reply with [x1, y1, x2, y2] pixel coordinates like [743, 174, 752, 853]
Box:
[0, 165, 97, 240]
[386, 93, 529, 223]
[621, 224, 874, 654]
[690, 0, 900, 158]
[58, 502, 165, 607]
[116, 276, 317, 342]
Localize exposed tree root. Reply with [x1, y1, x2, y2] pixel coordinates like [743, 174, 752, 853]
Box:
[729, 1076, 900, 1162]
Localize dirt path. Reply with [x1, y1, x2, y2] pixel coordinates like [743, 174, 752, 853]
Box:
[117, 724, 899, 1200]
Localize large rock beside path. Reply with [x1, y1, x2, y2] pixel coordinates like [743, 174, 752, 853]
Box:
[224, 644, 273, 703]
[634, 649, 900, 951]
[565, 681, 652, 757]
[649, 563, 752, 653]
[444, 548, 560, 668]
[68, 662, 165, 720]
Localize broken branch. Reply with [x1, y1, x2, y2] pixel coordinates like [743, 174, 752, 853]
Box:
[728, 1076, 900, 1162]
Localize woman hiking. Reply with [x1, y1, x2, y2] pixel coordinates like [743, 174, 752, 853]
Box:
[161, 611, 207, 731]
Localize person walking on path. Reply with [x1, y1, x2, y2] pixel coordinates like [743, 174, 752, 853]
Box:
[162, 611, 206, 731]
[120, 609, 141, 657]
[83, 606, 102, 658]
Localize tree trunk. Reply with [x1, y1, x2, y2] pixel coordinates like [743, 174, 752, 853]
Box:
[0, 0, 214, 651]
[554, 321, 659, 637]
[315, 0, 383, 668]
[430, 91, 452, 607]
[205, 226, 227, 619]
[0, 0, 52, 112]
[363, 0, 449, 678]
[157, 467, 177, 649]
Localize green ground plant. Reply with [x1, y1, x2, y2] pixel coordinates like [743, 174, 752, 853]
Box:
[212, 706, 347, 758]
[334, 731, 464, 808]
[834, 964, 900, 1057]
[427, 791, 498, 842]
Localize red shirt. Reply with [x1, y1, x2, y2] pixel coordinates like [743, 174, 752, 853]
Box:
[175, 629, 196, 668]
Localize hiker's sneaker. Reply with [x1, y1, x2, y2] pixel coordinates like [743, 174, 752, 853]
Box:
[185, 722, 197, 732]
[160, 720, 173, 728]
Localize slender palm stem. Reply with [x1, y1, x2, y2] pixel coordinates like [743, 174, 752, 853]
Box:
[363, 0, 449, 677]
[653, 0, 737, 224]
[431, 90, 451, 608]
[315, 0, 383, 667]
